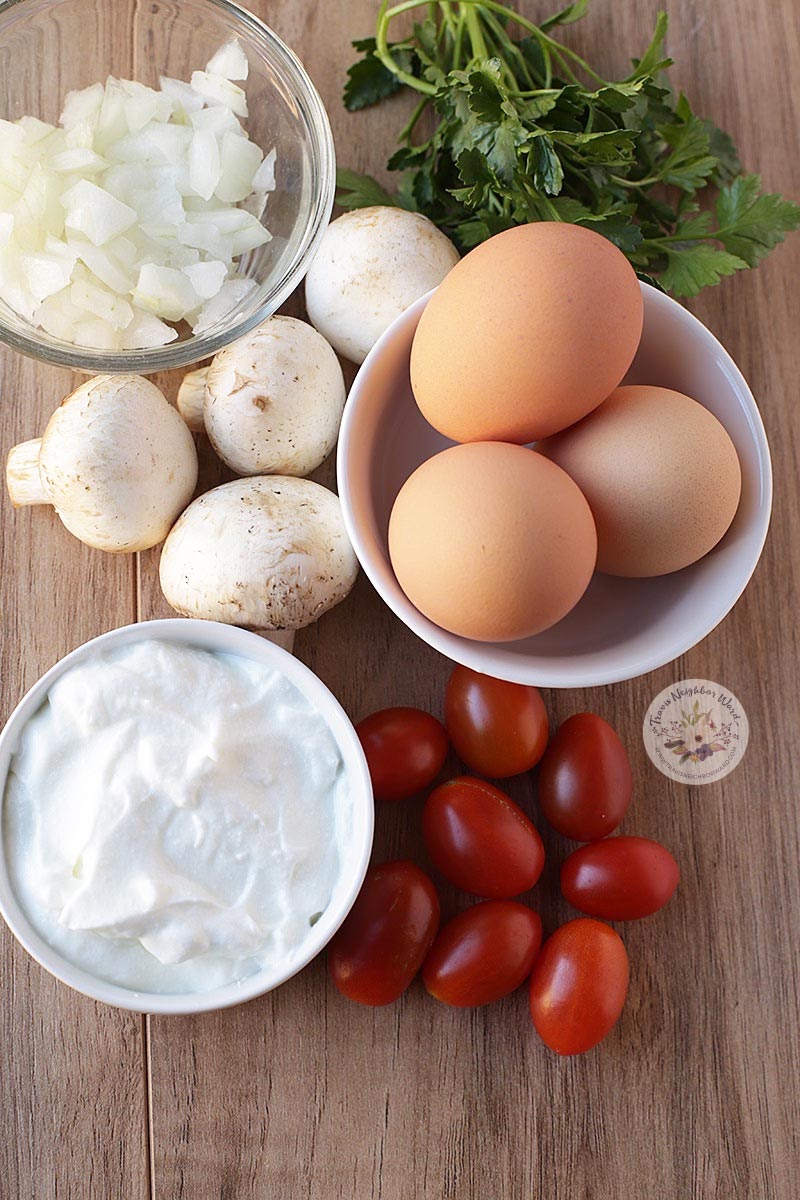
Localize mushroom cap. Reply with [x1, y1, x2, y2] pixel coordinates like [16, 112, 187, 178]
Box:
[39, 374, 198, 552]
[159, 476, 359, 630]
[203, 316, 346, 477]
[304, 206, 460, 364]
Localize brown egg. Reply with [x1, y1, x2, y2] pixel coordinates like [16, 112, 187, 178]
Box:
[410, 222, 643, 444]
[387, 442, 597, 642]
[539, 385, 742, 577]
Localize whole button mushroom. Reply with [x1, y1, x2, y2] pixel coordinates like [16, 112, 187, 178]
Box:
[304, 206, 460, 364]
[159, 476, 359, 633]
[177, 316, 346, 477]
[5, 374, 198, 552]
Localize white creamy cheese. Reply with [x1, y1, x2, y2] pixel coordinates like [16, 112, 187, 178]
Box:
[3, 639, 349, 993]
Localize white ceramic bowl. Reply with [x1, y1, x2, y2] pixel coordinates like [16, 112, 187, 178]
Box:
[338, 284, 772, 688]
[0, 619, 373, 1013]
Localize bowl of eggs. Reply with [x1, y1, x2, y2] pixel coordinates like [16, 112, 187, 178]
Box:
[337, 222, 772, 688]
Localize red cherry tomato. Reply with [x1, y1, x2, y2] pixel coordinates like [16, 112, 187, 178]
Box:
[529, 918, 629, 1055]
[423, 900, 542, 1007]
[537, 712, 632, 841]
[356, 707, 448, 801]
[423, 776, 545, 898]
[561, 836, 680, 920]
[444, 665, 549, 778]
[328, 861, 440, 1006]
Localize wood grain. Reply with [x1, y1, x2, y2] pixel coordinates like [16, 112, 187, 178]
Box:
[2, 1, 799, 1197]
[0, 6, 149, 1197]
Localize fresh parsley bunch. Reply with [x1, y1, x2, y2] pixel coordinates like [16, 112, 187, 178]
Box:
[338, 0, 799, 296]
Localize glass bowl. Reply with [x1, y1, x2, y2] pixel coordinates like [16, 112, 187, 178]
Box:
[0, 0, 334, 372]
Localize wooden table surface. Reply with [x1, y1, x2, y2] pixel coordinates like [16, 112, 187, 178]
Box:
[1, 1, 799, 1196]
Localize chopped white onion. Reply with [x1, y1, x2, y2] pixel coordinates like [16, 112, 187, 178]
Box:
[159, 76, 205, 117]
[188, 128, 221, 201]
[73, 316, 122, 350]
[184, 259, 228, 299]
[133, 263, 200, 321]
[0, 40, 274, 348]
[193, 276, 257, 334]
[21, 250, 75, 302]
[62, 180, 137, 246]
[71, 274, 134, 329]
[121, 309, 179, 348]
[60, 83, 105, 132]
[206, 40, 249, 82]
[189, 72, 248, 118]
[70, 239, 134, 294]
[0, 213, 14, 246]
[251, 147, 277, 193]
[19, 116, 56, 145]
[216, 133, 262, 203]
[51, 148, 108, 174]
[190, 105, 245, 138]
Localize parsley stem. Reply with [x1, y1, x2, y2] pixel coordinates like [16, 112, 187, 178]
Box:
[439, 1, 460, 51]
[475, 15, 521, 90]
[375, 0, 439, 96]
[464, 4, 489, 58]
[399, 96, 431, 142]
[480, 8, 539, 88]
[453, 19, 466, 67]
[377, 1, 608, 92]
[641, 230, 718, 246]
[439, 2, 466, 67]
[609, 174, 662, 189]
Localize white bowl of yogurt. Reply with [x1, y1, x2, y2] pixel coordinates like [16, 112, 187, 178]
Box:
[0, 619, 373, 1014]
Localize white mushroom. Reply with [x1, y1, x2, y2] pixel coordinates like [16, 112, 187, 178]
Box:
[6, 374, 198, 552]
[176, 316, 346, 476]
[304, 206, 461, 364]
[159, 476, 358, 631]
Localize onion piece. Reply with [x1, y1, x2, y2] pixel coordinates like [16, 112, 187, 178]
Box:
[206, 40, 249, 82]
[60, 84, 105, 132]
[62, 180, 137, 246]
[184, 259, 228, 299]
[133, 262, 199, 321]
[189, 71, 248, 118]
[215, 133, 262, 203]
[251, 147, 277, 193]
[188, 128, 221, 201]
[121, 308, 179, 348]
[159, 76, 205, 117]
[192, 276, 257, 333]
[71, 275, 134, 329]
[51, 148, 108, 174]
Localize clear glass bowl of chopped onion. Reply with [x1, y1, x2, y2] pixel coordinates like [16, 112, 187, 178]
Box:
[0, 0, 335, 372]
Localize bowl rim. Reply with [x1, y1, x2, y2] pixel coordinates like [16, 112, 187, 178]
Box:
[0, 0, 336, 373]
[0, 619, 374, 1013]
[337, 282, 773, 688]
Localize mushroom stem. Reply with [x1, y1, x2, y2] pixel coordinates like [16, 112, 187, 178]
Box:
[176, 367, 209, 432]
[6, 439, 47, 507]
[254, 629, 296, 654]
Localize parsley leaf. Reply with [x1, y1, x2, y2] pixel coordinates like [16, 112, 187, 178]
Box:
[657, 244, 748, 296]
[336, 169, 399, 209]
[540, 0, 592, 31]
[715, 174, 800, 266]
[343, 38, 411, 111]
